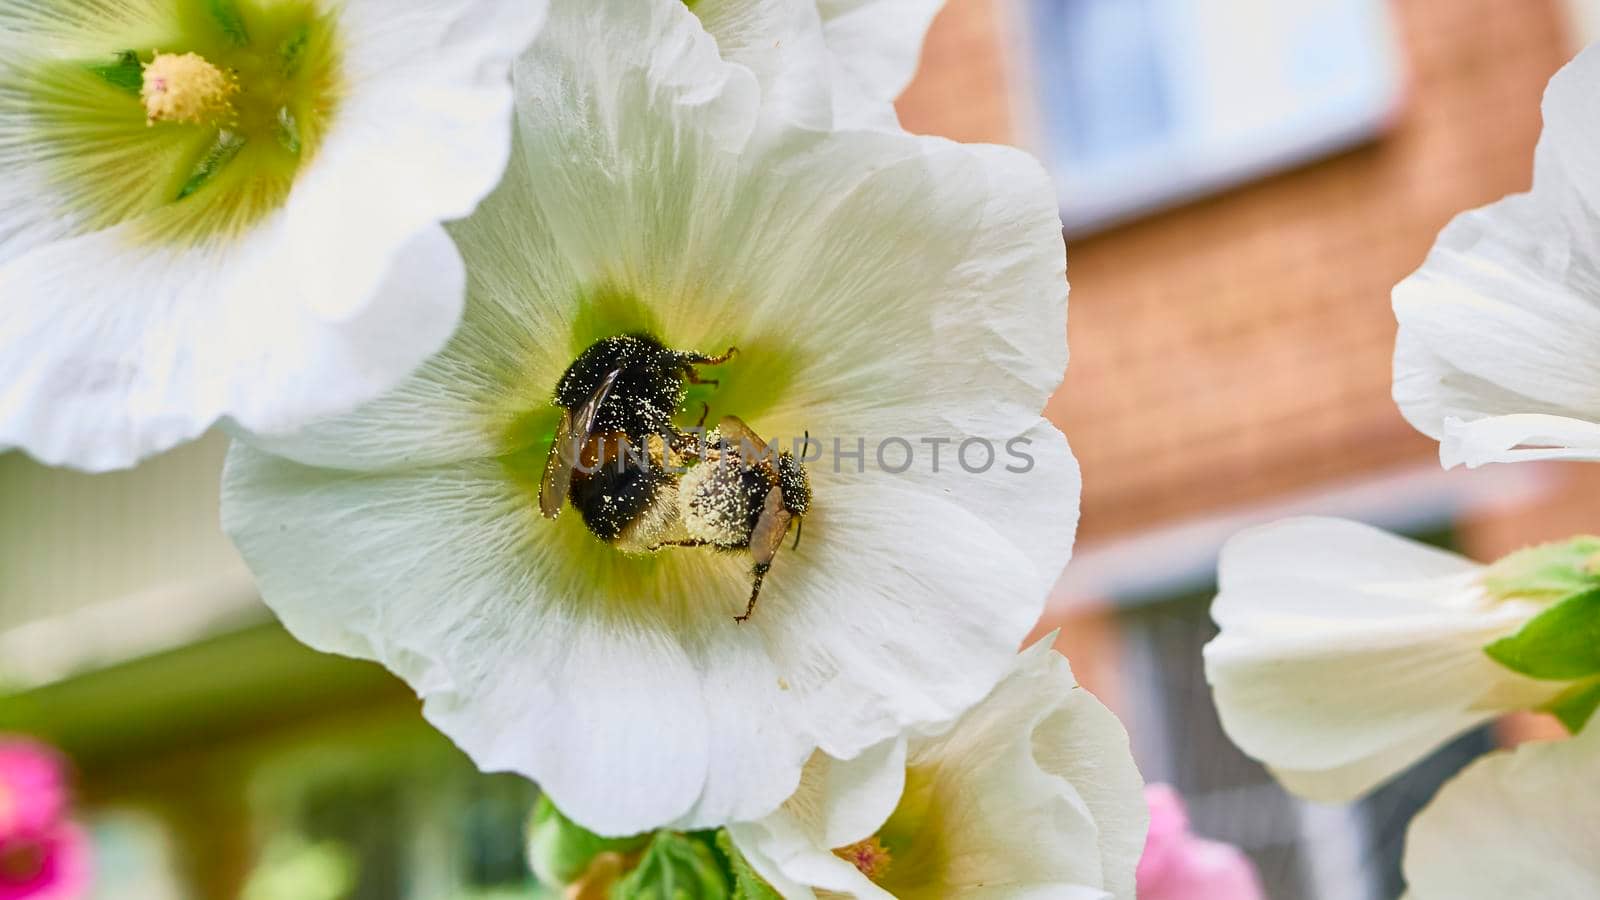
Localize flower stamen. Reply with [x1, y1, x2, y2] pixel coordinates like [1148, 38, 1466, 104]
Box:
[141, 52, 238, 126]
[834, 835, 893, 883]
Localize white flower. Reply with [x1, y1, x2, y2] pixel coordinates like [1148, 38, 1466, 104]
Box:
[1393, 44, 1600, 468]
[1404, 725, 1600, 900]
[1203, 517, 1565, 802]
[0, 0, 544, 470]
[691, 0, 943, 129]
[728, 641, 1147, 900]
[222, 0, 1077, 837]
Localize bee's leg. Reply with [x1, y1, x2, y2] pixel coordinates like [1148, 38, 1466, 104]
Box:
[684, 347, 738, 385]
[695, 401, 710, 429]
[735, 562, 770, 624]
[696, 346, 738, 366]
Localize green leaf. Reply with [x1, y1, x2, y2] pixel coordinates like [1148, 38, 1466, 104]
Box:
[88, 50, 144, 94]
[1544, 676, 1600, 734]
[612, 832, 729, 900]
[1483, 536, 1600, 603]
[715, 831, 781, 900]
[526, 796, 650, 889]
[1484, 587, 1600, 680]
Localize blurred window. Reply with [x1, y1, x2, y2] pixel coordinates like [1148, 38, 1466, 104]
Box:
[1025, 0, 1404, 233]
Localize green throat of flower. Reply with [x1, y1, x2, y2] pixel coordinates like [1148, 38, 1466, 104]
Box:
[26, 0, 342, 245]
[833, 764, 944, 895]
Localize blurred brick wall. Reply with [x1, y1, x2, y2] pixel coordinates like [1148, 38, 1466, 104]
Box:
[898, 0, 1578, 543]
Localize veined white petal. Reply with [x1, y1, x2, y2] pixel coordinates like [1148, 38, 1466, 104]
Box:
[1392, 45, 1600, 466]
[817, 0, 944, 107]
[730, 643, 1146, 900]
[1404, 725, 1600, 899]
[0, 219, 464, 471]
[1205, 518, 1561, 802]
[689, 0, 943, 130]
[0, 0, 542, 470]
[692, 0, 836, 130]
[286, 0, 547, 321]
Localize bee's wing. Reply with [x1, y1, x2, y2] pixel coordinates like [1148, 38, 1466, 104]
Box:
[539, 368, 622, 519]
[717, 414, 774, 464]
[749, 486, 793, 566]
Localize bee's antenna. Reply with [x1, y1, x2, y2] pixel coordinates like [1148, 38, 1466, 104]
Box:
[792, 517, 804, 551]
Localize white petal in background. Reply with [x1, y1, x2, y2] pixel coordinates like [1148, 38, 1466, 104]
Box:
[1404, 724, 1600, 899]
[1204, 518, 1561, 802]
[729, 642, 1147, 900]
[0, 0, 544, 470]
[1392, 44, 1600, 468]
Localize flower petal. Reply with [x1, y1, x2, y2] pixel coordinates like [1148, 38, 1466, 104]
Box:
[1205, 518, 1559, 802]
[817, 0, 944, 107]
[0, 220, 464, 471]
[692, 0, 836, 129]
[1404, 726, 1600, 899]
[1392, 46, 1600, 466]
[221, 445, 713, 836]
[284, 0, 545, 321]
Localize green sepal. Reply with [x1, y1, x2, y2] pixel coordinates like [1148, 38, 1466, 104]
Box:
[1482, 536, 1600, 603]
[612, 831, 729, 900]
[526, 796, 650, 888]
[208, 0, 251, 45]
[1544, 676, 1600, 734]
[1484, 587, 1600, 680]
[715, 830, 781, 900]
[176, 130, 247, 201]
[88, 50, 144, 95]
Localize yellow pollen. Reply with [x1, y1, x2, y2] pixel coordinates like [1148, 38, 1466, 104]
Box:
[834, 835, 893, 883]
[141, 52, 237, 126]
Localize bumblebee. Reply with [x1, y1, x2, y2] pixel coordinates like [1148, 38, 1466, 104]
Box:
[669, 416, 812, 623]
[539, 333, 733, 549]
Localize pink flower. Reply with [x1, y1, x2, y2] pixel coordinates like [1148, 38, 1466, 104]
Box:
[0, 739, 89, 900]
[1137, 784, 1265, 900]
[0, 742, 68, 840]
[0, 823, 91, 900]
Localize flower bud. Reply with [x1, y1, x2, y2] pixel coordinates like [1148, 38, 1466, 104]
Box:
[526, 796, 650, 888]
[612, 831, 730, 900]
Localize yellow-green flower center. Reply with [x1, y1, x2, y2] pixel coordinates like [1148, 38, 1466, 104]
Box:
[26, 0, 342, 246]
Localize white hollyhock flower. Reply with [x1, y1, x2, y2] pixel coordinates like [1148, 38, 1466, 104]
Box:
[1204, 518, 1567, 802]
[1393, 44, 1600, 468]
[691, 0, 943, 129]
[0, 0, 544, 471]
[223, 0, 1076, 837]
[728, 641, 1147, 900]
[1404, 725, 1600, 900]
